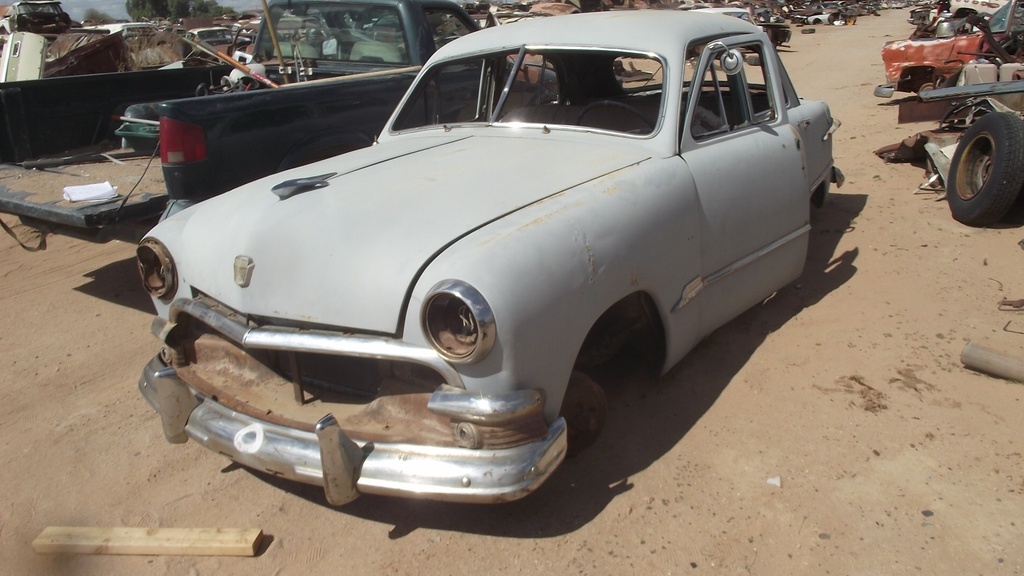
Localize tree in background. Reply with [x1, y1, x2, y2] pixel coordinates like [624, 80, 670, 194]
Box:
[83, 8, 117, 23]
[126, 0, 237, 21]
[125, 0, 167, 20]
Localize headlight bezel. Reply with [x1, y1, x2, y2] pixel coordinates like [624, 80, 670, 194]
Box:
[137, 237, 177, 302]
[421, 279, 495, 364]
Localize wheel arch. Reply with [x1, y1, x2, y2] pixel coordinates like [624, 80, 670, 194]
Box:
[575, 290, 666, 374]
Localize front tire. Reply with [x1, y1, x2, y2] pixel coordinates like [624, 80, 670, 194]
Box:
[559, 371, 607, 457]
[947, 112, 1024, 227]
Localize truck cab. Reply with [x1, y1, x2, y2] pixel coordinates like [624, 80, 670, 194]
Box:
[248, 0, 477, 81]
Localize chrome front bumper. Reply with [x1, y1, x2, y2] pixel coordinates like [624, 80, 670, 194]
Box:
[139, 355, 567, 504]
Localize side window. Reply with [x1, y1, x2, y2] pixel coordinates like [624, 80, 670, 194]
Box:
[392, 59, 486, 130]
[425, 8, 474, 50]
[688, 42, 776, 141]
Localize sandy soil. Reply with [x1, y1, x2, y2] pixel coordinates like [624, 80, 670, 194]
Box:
[1, 10, 1022, 575]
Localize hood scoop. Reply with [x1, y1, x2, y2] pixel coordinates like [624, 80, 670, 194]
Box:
[272, 172, 337, 200]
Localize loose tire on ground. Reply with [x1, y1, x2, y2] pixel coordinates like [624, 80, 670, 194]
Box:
[947, 112, 1024, 227]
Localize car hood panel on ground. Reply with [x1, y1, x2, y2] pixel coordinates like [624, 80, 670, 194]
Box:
[166, 133, 651, 334]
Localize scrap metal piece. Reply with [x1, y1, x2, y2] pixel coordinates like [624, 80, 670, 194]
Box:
[998, 298, 1024, 311]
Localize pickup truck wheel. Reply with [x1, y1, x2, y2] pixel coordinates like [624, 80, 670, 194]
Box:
[947, 112, 1024, 226]
[560, 371, 607, 457]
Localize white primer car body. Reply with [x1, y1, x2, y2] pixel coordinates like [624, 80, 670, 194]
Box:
[138, 10, 842, 505]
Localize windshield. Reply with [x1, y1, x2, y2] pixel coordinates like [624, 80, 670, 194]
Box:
[16, 2, 62, 14]
[253, 2, 409, 64]
[392, 48, 664, 136]
[987, 0, 1018, 33]
[197, 29, 234, 42]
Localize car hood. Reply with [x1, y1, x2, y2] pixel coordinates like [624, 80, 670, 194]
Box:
[165, 133, 651, 334]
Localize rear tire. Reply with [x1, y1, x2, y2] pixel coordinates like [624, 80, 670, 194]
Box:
[947, 112, 1024, 227]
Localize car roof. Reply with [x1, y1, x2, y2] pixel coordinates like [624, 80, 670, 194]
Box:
[78, 22, 158, 33]
[693, 7, 750, 14]
[430, 10, 760, 62]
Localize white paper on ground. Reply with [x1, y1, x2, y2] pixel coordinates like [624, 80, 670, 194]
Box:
[63, 181, 118, 202]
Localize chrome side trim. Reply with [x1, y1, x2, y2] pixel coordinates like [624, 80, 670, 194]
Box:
[165, 298, 465, 389]
[704, 225, 810, 287]
[139, 357, 567, 504]
[673, 225, 810, 312]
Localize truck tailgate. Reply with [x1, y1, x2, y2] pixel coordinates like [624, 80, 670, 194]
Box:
[0, 155, 167, 235]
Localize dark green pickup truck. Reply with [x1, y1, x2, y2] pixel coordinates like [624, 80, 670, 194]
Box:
[0, 0, 478, 237]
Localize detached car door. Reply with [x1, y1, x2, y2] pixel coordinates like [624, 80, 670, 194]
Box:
[679, 36, 810, 334]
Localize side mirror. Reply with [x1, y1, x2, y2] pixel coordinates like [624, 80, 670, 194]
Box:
[719, 49, 743, 76]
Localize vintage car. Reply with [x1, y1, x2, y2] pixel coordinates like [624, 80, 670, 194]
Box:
[137, 10, 842, 505]
[876, 0, 1024, 96]
[184, 26, 248, 52]
[0, 0, 72, 35]
[691, 5, 792, 46]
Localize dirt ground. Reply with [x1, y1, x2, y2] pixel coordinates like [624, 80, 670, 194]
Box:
[2, 10, 1023, 575]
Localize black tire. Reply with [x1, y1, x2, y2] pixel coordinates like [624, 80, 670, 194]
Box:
[947, 112, 1024, 227]
[559, 371, 607, 457]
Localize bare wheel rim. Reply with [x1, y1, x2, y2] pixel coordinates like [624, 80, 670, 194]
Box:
[957, 134, 994, 201]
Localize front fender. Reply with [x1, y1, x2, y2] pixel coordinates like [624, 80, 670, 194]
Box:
[402, 157, 698, 422]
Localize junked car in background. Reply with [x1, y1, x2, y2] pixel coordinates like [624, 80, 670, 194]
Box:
[137, 10, 842, 505]
[691, 5, 792, 46]
[184, 26, 250, 52]
[0, 0, 72, 35]
[876, 0, 1024, 96]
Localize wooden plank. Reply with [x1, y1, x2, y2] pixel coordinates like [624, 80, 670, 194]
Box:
[32, 526, 264, 557]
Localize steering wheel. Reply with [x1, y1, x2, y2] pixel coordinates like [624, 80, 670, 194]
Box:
[576, 100, 653, 131]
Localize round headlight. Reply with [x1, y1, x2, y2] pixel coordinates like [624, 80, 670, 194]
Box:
[137, 237, 177, 301]
[422, 280, 495, 364]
